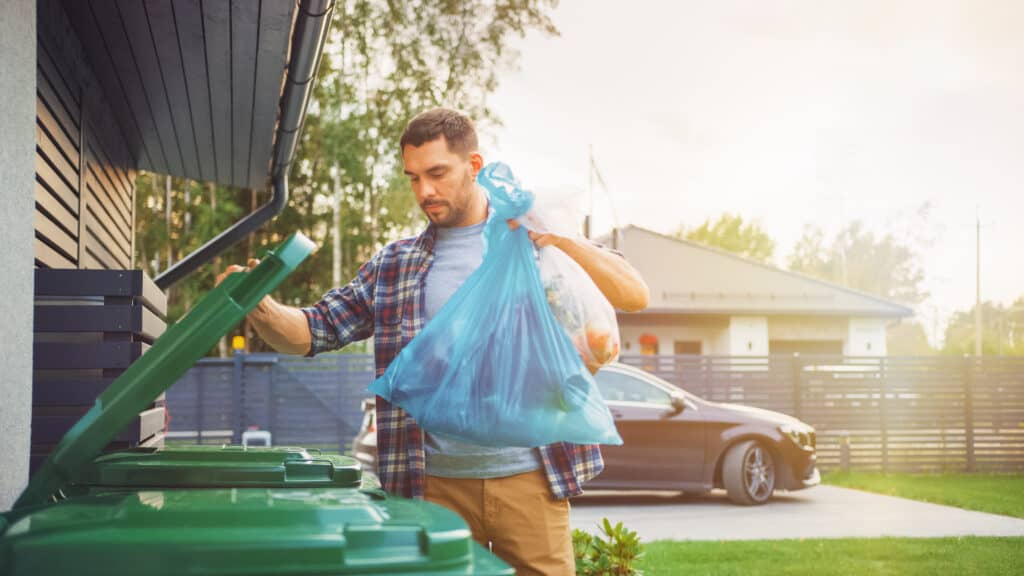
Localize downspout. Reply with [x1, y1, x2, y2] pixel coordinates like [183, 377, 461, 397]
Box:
[154, 0, 335, 291]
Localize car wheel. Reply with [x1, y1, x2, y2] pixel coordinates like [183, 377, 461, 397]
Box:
[723, 440, 775, 505]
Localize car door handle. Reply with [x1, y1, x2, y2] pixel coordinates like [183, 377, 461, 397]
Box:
[611, 409, 624, 419]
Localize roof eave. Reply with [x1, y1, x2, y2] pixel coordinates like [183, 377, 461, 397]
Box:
[154, 0, 335, 290]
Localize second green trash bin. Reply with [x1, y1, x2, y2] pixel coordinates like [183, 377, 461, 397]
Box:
[66, 445, 364, 494]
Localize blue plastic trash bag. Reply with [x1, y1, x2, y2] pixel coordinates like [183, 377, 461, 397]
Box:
[368, 162, 623, 447]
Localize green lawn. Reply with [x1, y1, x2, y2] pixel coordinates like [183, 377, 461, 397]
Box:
[635, 472, 1024, 574]
[637, 537, 1023, 575]
[822, 471, 1024, 519]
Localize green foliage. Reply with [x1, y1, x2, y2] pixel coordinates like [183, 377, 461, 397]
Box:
[573, 518, 644, 576]
[134, 176, 245, 321]
[638, 537, 1023, 576]
[787, 221, 927, 305]
[824, 471, 1024, 519]
[941, 297, 1024, 356]
[674, 213, 775, 263]
[887, 321, 935, 356]
[640, 466, 1024, 573]
[133, 0, 560, 353]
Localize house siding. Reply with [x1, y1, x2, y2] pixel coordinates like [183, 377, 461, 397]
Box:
[35, 0, 135, 271]
[618, 313, 893, 357]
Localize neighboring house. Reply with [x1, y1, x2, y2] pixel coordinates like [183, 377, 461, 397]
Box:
[596, 226, 914, 357]
[0, 0, 332, 509]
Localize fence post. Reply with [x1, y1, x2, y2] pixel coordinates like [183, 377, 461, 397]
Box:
[963, 355, 976, 473]
[269, 362, 277, 441]
[839, 432, 850, 471]
[702, 355, 711, 400]
[879, 357, 888, 474]
[232, 350, 244, 445]
[791, 353, 802, 420]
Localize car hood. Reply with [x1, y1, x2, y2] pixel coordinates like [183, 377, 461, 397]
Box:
[706, 401, 807, 427]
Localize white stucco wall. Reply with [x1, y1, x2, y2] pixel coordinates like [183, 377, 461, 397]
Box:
[846, 317, 888, 356]
[619, 314, 893, 357]
[0, 0, 36, 511]
[709, 324, 731, 355]
[768, 316, 847, 341]
[727, 316, 769, 356]
[618, 322, 751, 356]
[618, 317, 729, 355]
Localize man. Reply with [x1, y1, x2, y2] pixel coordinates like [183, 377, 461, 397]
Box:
[218, 108, 649, 574]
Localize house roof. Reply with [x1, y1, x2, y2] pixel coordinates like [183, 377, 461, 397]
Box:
[65, 0, 306, 190]
[597, 225, 914, 318]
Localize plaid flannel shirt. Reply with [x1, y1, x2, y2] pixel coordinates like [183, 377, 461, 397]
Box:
[301, 224, 604, 500]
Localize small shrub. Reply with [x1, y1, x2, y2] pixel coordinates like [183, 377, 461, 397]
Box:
[572, 517, 644, 575]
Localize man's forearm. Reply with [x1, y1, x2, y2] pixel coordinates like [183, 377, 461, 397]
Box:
[248, 296, 313, 356]
[555, 237, 650, 312]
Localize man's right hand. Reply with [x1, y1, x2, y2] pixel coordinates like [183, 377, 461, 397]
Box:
[212, 258, 313, 356]
[215, 258, 261, 287]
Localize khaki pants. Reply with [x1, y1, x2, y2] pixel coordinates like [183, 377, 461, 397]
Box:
[424, 469, 575, 575]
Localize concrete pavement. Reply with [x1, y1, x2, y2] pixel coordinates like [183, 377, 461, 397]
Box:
[570, 485, 1024, 542]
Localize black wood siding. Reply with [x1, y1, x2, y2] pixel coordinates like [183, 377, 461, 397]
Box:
[62, 0, 296, 191]
[35, 0, 136, 270]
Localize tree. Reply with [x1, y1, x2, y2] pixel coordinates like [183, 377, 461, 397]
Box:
[887, 321, 935, 356]
[259, 0, 559, 328]
[134, 0, 561, 353]
[674, 213, 776, 263]
[941, 298, 1024, 356]
[787, 221, 927, 305]
[134, 175, 244, 320]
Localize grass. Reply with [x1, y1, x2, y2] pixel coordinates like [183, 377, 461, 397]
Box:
[822, 471, 1024, 519]
[635, 472, 1024, 574]
[637, 536, 1024, 575]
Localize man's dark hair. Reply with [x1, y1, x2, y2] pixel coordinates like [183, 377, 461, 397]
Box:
[400, 107, 478, 157]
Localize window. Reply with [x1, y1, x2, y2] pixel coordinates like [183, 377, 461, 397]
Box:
[674, 340, 702, 355]
[769, 340, 844, 355]
[595, 370, 673, 406]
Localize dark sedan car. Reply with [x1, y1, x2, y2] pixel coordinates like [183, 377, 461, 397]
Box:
[584, 362, 819, 504]
[352, 362, 819, 505]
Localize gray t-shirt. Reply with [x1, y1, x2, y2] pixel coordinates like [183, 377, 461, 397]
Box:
[422, 220, 542, 478]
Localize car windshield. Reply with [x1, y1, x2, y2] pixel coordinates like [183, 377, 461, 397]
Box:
[595, 368, 674, 406]
[598, 365, 702, 404]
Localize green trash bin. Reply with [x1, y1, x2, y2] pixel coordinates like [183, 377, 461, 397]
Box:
[0, 488, 511, 575]
[65, 445, 364, 495]
[0, 232, 513, 576]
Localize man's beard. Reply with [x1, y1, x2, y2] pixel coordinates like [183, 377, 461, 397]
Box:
[422, 171, 475, 227]
[422, 200, 459, 226]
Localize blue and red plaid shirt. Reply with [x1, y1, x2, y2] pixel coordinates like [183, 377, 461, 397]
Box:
[301, 224, 604, 500]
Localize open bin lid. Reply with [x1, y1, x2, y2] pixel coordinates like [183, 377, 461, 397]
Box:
[71, 446, 362, 490]
[15, 233, 317, 509]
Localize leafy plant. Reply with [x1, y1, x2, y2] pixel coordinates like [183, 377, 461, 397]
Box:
[573, 517, 644, 575]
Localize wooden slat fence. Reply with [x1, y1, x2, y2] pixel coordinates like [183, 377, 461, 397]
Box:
[166, 353, 374, 452]
[620, 354, 1024, 473]
[166, 352, 1024, 472]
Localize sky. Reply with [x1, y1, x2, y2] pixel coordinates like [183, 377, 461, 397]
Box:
[483, 0, 1023, 344]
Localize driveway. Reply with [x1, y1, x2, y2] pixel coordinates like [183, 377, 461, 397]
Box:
[570, 486, 1024, 541]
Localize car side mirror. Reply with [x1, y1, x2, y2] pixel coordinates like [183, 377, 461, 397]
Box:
[662, 396, 686, 418]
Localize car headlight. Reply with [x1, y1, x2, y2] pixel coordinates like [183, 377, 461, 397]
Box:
[779, 423, 815, 450]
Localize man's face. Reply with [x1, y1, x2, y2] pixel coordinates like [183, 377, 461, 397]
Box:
[402, 136, 483, 228]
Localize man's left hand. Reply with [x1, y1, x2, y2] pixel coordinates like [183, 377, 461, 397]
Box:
[507, 219, 564, 248]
